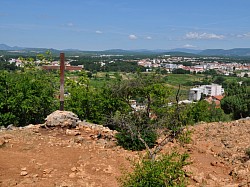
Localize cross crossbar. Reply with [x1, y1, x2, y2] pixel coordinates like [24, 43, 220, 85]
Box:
[42, 65, 82, 71]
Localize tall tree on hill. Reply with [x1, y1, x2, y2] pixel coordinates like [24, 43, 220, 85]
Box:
[221, 80, 250, 119]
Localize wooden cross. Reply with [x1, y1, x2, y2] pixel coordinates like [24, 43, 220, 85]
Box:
[42, 53, 82, 111]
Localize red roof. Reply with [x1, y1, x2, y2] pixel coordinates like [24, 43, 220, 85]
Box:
[212, 95, 224, 101]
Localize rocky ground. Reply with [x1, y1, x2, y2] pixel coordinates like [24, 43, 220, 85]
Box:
[184, 119, 250, 187]
[0, 111, 249, 187]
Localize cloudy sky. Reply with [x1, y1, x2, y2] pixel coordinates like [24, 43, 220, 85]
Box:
[1, 0, 250, 50]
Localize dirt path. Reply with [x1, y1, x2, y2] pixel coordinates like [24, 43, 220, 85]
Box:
[0, 119, 249, 187]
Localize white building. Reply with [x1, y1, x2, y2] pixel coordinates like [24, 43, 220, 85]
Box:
[189, 84, 224, 101]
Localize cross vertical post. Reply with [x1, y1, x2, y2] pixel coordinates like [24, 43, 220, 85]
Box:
[60, 53, 65, 111]
[42, 53, 82, 111]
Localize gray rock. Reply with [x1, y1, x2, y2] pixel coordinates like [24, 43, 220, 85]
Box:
[44, 110, 81, 128]
[20, 171, 28, 176]
[6, 124, 14, 130]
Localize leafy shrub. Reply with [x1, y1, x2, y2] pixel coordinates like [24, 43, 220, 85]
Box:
[246, 147, 250, 158]
[119, 152, 189, 187]
[111, 111, 157, 151]
[0, 70, 57, 127]
[116, 128, 157, 151]
[177, 129, 192, 145]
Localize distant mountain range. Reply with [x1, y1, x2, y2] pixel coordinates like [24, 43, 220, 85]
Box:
[0, 44, 24, 51]
[1, 44, 250, 57]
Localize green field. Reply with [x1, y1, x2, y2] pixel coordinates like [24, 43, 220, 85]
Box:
[165, 74, 205, 85]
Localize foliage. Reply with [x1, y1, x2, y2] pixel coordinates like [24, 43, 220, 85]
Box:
[0, 61, 20, 71]
[105, 73, 174, 151]
[65, 71, 127, 124]
[186, 100, 231, 124]
[244, 78, 250, 86]
[221, 80, 250, 119]
[203, 69, 218, 75]
[221, 95, 249, 119]
[119, 152, 189, 187]
[213, 76, 226, 85]
[177, 128, 192, 145]
[222, 80, 246, 96]
[0, 70, 57, 127]
[246, 147, 250, 158]
[36, 50, 53, 65]
[165, 74, 205, 86]
[18, 57, 36, 69]
[112, 111, 157, 151]
[172, 68, 190, 74]
[70, 56, 146, 72]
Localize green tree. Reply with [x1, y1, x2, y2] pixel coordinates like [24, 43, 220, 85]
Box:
[0, 61, 19, 71]
[65, 71, 126, 124]
[221, 95, 249, 119]
[187, 100, 211, 123]
[172, 68, 190, 74]
[221, 80, 249, 119]
[105, 73, 186, 152]
[203, 69, 217, 75]
[213, 76, 225, 85]
[185, 100, 230, 124]
[0, 70, 57, 127]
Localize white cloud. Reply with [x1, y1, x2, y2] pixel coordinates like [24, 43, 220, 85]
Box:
[95, 30, 103, 34]
[183, 44, 196, 48]
[66, 22, 74, 27]
[129, 34, 137, 40]
[185, 32, 225, 40]
[237, 32, 250, 38]
[146, 36, 152, 40]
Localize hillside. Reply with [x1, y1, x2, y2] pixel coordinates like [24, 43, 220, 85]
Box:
[199, 48, 250, 57]
[0, 114, 250, 186]
[1, 44, 250, 56]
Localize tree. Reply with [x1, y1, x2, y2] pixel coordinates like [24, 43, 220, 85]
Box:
[0, 70, 57, 127]
[172, 68, 190, 74]
[0, 61, 19, 71]
[221, 95, 249, 119]
[187, 100, 211, 123]
[116, 81, 190, 186]
[213, 76, 225, 85]
[203, 69, 217, 76]
[221, 80, 250, 119]
[185, 100, 230, 124]
[105, 73, 190, 156]
[65, 71, 126, 124]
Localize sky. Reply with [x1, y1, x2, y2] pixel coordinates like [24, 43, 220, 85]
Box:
[1, 0, 250, 51]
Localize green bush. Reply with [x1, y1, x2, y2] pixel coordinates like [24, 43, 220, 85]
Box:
[108, 111, 157, 151]
[119, 152, 189, 187]
[177, 129, 192, 145]
[0, 70, 57, 127]
[116, 128, 157, 151]
[246, 147, 250, 158]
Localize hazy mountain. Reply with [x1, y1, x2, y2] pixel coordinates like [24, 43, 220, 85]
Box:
[0, 44, 24, 50]
[1, 44, 250, 56]
[169, 48, 202, 54]
[103, 49, 132, 53]
[199, 48, 250, 56]
[64, 48, 82, 52]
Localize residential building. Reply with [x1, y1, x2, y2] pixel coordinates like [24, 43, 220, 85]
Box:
[189, 84, 224, 101]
